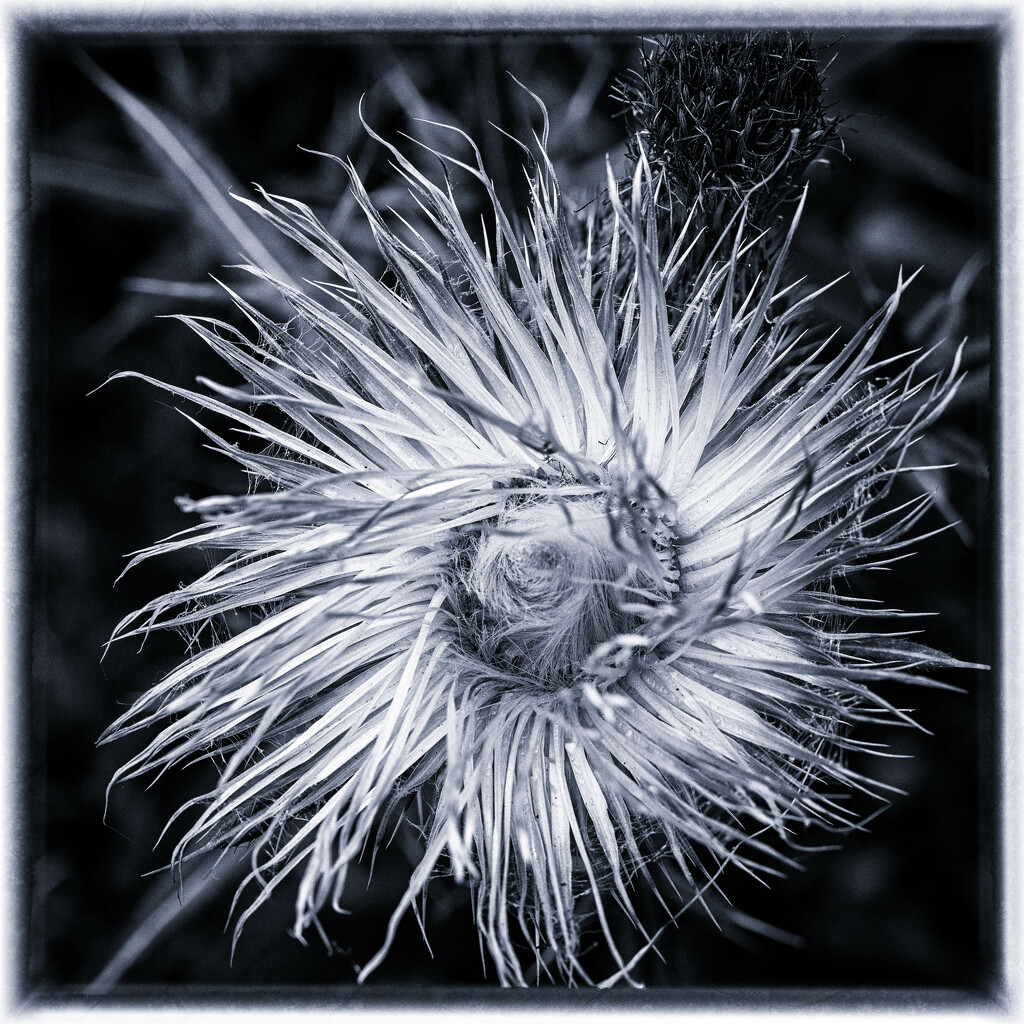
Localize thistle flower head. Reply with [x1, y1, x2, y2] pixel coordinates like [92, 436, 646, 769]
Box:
[103, 99, 964, 987]
[617, 32, 840, 223]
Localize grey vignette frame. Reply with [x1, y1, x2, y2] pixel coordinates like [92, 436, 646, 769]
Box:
[7, 3, 1016, 1015]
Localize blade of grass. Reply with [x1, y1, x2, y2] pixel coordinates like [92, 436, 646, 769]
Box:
[74, 49, 297, 288]
[30, 151, 177, 213]
[84, 848, 249, 994]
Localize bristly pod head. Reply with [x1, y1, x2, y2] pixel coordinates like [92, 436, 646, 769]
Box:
[616, 32, 842, 225]
[101, 93, 969, 987]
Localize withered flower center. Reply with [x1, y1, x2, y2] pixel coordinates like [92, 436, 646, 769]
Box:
[458, 498, 635, 683]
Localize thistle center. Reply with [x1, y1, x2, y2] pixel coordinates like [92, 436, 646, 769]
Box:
[463, 499, 631, 683]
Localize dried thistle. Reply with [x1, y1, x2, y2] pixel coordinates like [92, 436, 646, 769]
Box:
[619, 32, 839, 217]
[613, 32, 841, 313]
[101, 88, 967, 987]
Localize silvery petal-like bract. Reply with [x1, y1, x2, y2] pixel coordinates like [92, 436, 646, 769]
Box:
[104, 111, 964, 987]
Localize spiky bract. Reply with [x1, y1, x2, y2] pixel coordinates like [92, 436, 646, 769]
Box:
[104, 109, 962, 986]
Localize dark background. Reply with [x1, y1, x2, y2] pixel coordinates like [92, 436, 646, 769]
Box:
[21, 23, 996, 1002]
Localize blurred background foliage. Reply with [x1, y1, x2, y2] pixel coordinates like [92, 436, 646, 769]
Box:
[25, 26, 994, 998]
